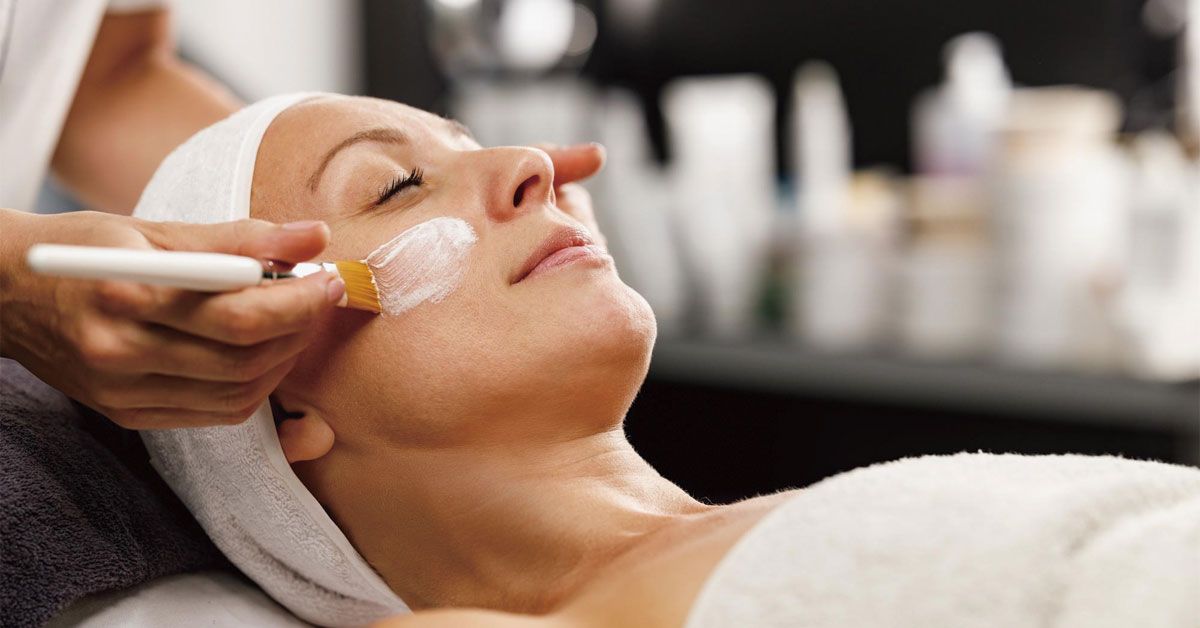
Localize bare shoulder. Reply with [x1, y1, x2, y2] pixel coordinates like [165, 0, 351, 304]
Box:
[371, 608, 579, 628]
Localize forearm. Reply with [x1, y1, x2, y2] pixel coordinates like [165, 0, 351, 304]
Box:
[0, 209, 52, 357]
[51, 11, 240, 214]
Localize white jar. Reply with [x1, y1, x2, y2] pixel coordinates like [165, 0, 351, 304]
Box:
[990, 87, 1130, 371]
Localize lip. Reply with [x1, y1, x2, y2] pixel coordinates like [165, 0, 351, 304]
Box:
[512, 226, 607, 284]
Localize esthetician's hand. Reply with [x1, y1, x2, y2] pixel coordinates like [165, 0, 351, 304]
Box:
[538, 143, 608, 248]
[0, 208, 343, 429]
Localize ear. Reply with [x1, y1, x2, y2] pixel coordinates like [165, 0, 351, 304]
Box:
[270, 395, 335, 464]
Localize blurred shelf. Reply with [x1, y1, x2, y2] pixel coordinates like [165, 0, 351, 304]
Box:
[649, 338, 1200, 433]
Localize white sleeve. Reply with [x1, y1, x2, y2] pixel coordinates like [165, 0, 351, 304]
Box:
[106, 0, 170, 13]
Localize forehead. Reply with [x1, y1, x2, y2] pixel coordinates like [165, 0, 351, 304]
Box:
[276, 95, 449, 141]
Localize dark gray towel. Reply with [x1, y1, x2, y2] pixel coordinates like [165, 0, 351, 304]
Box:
[0, 359, 229, 627]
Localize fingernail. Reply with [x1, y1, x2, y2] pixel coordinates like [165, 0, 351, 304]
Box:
[282, 220, 326, 231]
[327, 277, 346, 304]
[570, 142, 602, 151]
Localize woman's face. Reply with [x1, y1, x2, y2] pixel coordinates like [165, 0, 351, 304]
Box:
[251, 96, 655, 449]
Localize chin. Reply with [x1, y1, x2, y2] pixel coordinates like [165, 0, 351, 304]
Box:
[534, 277, 655, 429]
[558, 270, 656, 368]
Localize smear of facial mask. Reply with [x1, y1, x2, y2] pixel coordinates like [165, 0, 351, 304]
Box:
[365, 217, 477, 315]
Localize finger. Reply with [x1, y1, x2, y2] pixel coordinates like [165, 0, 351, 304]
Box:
[76, 301, 313, 382]
[144, 272, 342, 346]
[100, 358, 296, 414]
[537, 143, 606, 186]
[143, 218, 331, 265]
[132, 325, 314, 382]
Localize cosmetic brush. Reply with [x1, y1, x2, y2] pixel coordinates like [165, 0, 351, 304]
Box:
[25, 244, 381, 314]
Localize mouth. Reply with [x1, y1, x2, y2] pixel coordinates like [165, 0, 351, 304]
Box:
[511, 226, 608, 284]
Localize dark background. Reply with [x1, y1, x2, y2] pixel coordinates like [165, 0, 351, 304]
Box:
[628, 377, 1183, 503]
[364, 0, 1180, 173]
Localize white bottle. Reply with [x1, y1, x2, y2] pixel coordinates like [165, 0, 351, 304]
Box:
[663, 74, 777, 337]
[899, 33, 1010, 359]
[1118, 132, 1200, 379]
[789, 62, 896, 351]
[793, 61, 852, 233]
[991, 87, 1130, 371]
[911, 32, 1012, 176]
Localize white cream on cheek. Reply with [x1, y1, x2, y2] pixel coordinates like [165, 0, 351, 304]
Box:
[365, 216, 477, 316]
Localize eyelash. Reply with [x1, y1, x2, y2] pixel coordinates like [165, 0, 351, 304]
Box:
[375, 168, 424, 206]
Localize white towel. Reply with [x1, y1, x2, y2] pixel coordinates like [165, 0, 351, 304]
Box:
[133, 93, 410, 627]
[686, 453, 1200, 628]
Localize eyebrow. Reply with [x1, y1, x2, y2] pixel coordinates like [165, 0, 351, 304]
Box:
[444, 117, 475, 142]
[307, 127, 409, 192]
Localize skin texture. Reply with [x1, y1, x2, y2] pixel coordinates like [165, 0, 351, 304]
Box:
[0, 8, 345, 429]
[255, 96, 652, 451]
[252, 97, 795, 627]
[0, 8, 609, 430]
[0, 210, 341, 428]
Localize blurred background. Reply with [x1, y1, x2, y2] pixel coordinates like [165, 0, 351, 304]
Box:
[64, 0, 1200, 502]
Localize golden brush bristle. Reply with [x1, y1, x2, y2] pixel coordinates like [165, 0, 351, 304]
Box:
[333, 260, 381, 314]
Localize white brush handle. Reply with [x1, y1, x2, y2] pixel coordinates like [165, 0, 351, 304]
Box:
[26, 244, 264, 292]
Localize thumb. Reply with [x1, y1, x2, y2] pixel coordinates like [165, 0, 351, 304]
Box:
[153, 219, 331, 264]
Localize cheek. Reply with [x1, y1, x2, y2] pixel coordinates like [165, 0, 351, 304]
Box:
[282, 264, 656, 443]
[285, 304, 485, 445]
[360, 271, 654, 406]
[330, 279, 508, 407]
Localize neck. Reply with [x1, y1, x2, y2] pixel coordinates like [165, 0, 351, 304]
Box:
[311, 426, 711, 612]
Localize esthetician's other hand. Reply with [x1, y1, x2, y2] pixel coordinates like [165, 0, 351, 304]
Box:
[538, 143, 608, 248]
[0, 208, 344, 429]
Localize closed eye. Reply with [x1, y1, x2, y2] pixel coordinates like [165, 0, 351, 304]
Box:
[375, 168, 424, 206]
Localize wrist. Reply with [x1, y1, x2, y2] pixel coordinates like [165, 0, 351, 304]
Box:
[0, 209, 50, 356]
[0, 208, 37, 293]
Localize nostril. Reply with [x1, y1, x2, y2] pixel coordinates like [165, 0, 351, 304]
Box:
[513, 174, 539, 207]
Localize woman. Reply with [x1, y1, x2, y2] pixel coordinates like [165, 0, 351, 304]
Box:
[131, 94, 1200, 628]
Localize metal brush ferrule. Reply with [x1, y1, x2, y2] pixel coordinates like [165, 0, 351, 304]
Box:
[268, 261, 339, 280]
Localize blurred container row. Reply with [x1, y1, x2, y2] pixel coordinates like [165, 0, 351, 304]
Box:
[448, 28, 1200, 382]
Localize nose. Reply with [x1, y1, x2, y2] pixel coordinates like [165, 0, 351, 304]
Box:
[482, 147, 555, 223]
